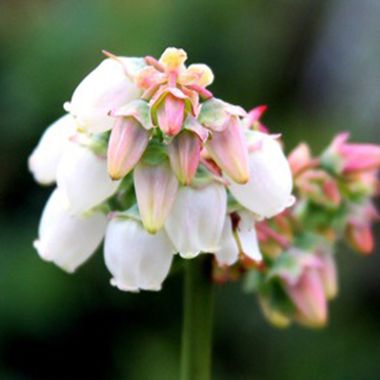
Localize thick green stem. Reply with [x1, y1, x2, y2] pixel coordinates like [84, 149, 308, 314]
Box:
[180, 255, 214, 380]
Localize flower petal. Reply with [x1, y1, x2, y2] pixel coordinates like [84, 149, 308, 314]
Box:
[28, 114, 76, 185]
[180, 64, 214, 87]
[229, 131, 294, 218]
[134, 161, 178, 233]
[165, 183, 227, 258]
[168, 131, 201, 185]
[107, 117, 149, 180]
[206, 116, 249, 184]
[34, 189, 107, 272]
[214, 217, 239, 266]
[65, 57, 144, 133]
[57, 141, 120, 213]
[104, 217, 175, 291]
[156, 93, 186, 136]
[236, 211, 262, 261]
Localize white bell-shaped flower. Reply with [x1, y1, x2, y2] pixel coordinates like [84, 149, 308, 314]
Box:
[64, 57, 145, 133]
[28, 114, 76, 185]
[236, 211, 262, 261]
[33, 189, 107, 273]
[57, 141, 120, 213]
[215, 211, 262, 266]
[104, 217, 175, 291]
[229, 131, 294, 218]
[165, 183, 227, 258]
[214, 217, 239, 266]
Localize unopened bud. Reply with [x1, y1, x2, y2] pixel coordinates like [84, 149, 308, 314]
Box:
[318, 251, 338, 300]
[107, 117, 149, 180]
[206, 116, 250, 184]
[284, 267, 327, 328]
[134, 161, 178, 233]
[168, 131, 201, 185]
[156, 92, 186, 136]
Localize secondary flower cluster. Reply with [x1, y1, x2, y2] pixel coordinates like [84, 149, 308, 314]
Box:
[29, 47, 294, 291]
[214, 127, 380, 328]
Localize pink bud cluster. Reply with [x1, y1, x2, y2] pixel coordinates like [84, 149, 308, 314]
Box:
[214, 129, 380, 329]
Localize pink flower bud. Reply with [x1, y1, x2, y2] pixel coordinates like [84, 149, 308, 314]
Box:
[318, 251, 338, 300]
[284, 266, 327, 328]
[244, 105, 268, 132]
[347, 170, 380, 197]
[168, 131, 201, 185]
[345, 201, 379, 255]
[134, 161, 179, 233]
[327, 132, 380, 173]
[107, 117, 149, 180]
[156, 93, 186, 136]
[206, 116, 250, 184]
[296, 170, 341, 209]
[345, 222, 374, 255]
[287, 143, 314, 176]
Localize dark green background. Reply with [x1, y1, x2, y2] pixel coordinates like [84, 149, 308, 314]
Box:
[1, 1, 380, 379]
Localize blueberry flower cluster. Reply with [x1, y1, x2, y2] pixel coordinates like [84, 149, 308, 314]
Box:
[29, 48, 294, 291]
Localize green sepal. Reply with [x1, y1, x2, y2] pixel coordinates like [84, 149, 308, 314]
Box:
[198, 98, 228, 129]
[111, 204, 141, 223]
[140, 140, 168, 166]
[266, 250, 305, 284]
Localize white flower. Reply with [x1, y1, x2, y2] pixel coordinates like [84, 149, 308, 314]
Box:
[236, 211, 262, 261]
[229, 131, 294, 218]
[56, 141, 120, 213]
[214, 217, 239, 266]
[33, 188, 107, 273]
[104, 217, 175, 292]
[64, 57, 145, 133]
[215, 211, 262, 266]
[28, 114, 76, 185]
[165, 183, 227, 258]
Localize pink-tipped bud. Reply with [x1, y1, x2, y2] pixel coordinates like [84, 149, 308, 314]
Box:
[168, 131, 201, 185]
[336, 134, 380, 173]
[296, 170, 341, 209]
[284, 267, 327, 328]
[326, 132, 380, 174]
[134, 161, 179, 233]
[345, 222, 374, 255]
[156, 93, 185, 136]
[318, 252, 338, 300]
[107, 117, 149, 180]
[244, 105, 268, 132]
[206, 116, 249, 184]
[287, 143, 313, 176]
[345, 201, 379, 255]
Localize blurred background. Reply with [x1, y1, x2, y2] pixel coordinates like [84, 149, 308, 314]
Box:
[1, 0, 380, 379]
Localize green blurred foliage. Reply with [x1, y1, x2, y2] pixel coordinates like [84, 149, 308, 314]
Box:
[0, 0, 380, 379]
